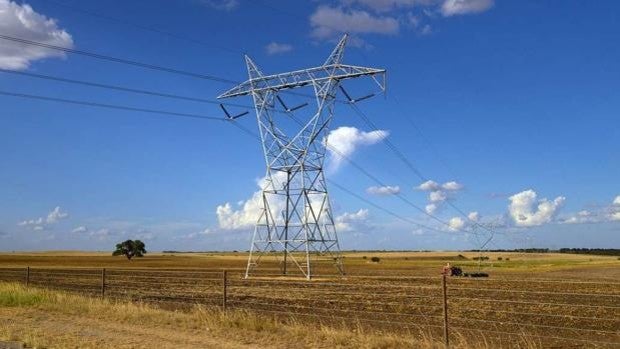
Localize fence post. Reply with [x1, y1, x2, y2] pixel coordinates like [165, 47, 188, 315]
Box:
[222, 270, 227, 311]
[101, 268, 106, 298]
[442, 274, 450, 348]
[26, 266, 30, 287]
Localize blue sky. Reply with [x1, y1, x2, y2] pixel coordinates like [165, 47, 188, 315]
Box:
[0, 0, 619, 251]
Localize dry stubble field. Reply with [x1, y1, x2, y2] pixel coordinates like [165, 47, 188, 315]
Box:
[0, 251, 619, 348]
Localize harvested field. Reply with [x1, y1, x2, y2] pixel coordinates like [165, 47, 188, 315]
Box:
[1, 251, 619, 348]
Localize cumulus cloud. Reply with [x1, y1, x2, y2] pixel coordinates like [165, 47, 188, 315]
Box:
[335, 209, 369, 232]
[71, 226, 88, 234]
[429, 190, 447, 203]
[308, 0, 493, 42]
[561, 196, 620, 225]
[563, 210, 599, 225]
[46, 206, 69, 223]
[417, 180, 440, 191]
[0, 0, 73, 70]
[448, 217, 465, 231]
[216, 199, 262, 230]
[442, 181, 464, 191]
[366, 185, 400, 195]
[446, 211, 479, 231]
[216, 173, 288, 230]
[417, 180, 464, 214]
[441, 0, 494, 16]
[467, 211, 480, 222]
[265, 42, 293, 55]
[325, 126, 389, 171]
[425, 203, 438, 214]
[508, 190, 565, 227]
[310, 6, 399, 40]
[18, 206, 69, 230]
[609, 196, 620, 221]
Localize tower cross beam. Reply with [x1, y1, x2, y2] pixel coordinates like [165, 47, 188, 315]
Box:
[218, 64, 385, 99]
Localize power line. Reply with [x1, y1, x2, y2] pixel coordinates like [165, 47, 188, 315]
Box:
[328, 180, 448, 234]
[215, 115, 451, 235]
[1, 31, 486, 236]
[0, 68, 248, 109]
[347, 102, 501, 236]
[1, 87, 440, 234]
[0, 90, 225, 122]
[280, 112, 468, 235]
[0, 34, 237, 84]
[40, 0, 244, 55]
[0, 68, 292, 115]
[0, 34, 340, 105]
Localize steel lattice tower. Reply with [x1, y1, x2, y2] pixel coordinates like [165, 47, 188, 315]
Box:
[218, 35, 385, 279]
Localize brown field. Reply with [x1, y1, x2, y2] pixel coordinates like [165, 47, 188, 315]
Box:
[1, 251, 619, 348]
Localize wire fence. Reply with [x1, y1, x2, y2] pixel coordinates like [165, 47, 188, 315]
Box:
[0, 267, 618, 348]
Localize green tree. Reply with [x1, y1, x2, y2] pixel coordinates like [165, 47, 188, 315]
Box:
[112, 240, 147, 260]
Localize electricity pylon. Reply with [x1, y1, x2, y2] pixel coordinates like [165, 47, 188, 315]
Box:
[218, 34, 385, 279]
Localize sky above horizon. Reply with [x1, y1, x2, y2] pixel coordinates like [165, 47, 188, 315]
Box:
[1, 0, 619, 252]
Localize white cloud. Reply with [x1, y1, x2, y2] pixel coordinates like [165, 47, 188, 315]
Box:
[429, 190, 447, 203]
[448, 217, 465, 231]
[425, 203, 437, 214]
[442, 181, 464, 191]
[310, 6, 399, 40]
[417, 180, 440, 191]
[325, 126, 389, 171]
[417, 180, 464, 213]
[71, 226, 88, 233]
[265, 42, 293, 55]
[201, 0, 238, 11]
[18, 206, 69, 230]
[508, 190, 566, 227]
[367, 185, 400, 195]
[0, 0, 73, 70]
[46, 206, 68, 224]
[216, 201, 260, 230]
[441, 0, 494, 17]
[216, 173, 288, 230]
[18, 217, 43, 227]
[562, 196, 620, 225]
[563, 210, 599, 225]
[335, 209, 369, 232]
[467, 211, 480, 222]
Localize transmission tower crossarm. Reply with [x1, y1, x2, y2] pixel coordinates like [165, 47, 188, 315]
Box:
[217, 64, 385, 99]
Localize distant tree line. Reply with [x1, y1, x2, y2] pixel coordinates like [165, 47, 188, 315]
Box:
[467, 248, 551, 253]
[558, 248, 620, 256]
[466, 248, 620, 256]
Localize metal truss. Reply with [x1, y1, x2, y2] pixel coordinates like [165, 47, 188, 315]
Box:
[218, 34, 386, 279]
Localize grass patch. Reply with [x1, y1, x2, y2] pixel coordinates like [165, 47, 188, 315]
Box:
[0, 284, 46, 306]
